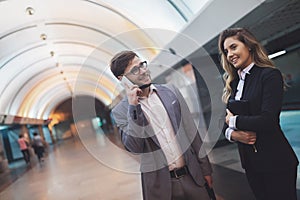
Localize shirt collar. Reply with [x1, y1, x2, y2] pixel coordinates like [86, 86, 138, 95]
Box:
[139, 84, 156, 100]
[238, 62, 254, 80]
[149, 84, 157, 92]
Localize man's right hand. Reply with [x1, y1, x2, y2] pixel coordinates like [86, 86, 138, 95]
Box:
[231, 130, 256, 145]
[124, 84, 142, 105]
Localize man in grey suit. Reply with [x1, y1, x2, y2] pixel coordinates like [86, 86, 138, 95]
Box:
[110, 50, 213, 200]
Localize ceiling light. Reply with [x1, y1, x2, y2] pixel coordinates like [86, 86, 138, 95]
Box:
[26, 7, 35, 15]
[268, 50, 286, 59]
[40, 33, 47, 40]
[169, 48, 176, 55]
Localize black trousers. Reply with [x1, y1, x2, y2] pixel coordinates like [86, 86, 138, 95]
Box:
[34, 146, 44, 161]
[21, 149, 30, 163]
[171, 173, 210, 200]
[245, 166, 298, 200]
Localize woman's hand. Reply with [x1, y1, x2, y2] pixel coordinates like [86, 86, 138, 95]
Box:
[231, 130, 257, 144]
[225, 109, 234, 125]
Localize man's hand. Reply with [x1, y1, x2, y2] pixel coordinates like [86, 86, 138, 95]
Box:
[231, 130, 256, 144]
[124, 84, 142, 105]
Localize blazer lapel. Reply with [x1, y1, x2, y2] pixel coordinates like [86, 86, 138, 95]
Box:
[155, 85, 180, 134]
[230, 79, 239, 100]
[241, 65, 259, 100]
[122, 97, 160, 147]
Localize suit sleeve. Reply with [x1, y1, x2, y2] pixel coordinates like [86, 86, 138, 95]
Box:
[172, 85, 212, 176]
[236, 68, 283, 133]
[112, 103, 149, 153]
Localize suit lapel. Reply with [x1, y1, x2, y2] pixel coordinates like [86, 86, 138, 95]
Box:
[230, 79, 239, 100]
[241, 65, 259, 100]
[122, 97, 160, 147]
[155, 85, 179, 134]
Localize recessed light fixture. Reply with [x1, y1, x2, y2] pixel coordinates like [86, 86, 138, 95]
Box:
[268, 50, 286, 59]
[26, 7, 35, 15]
[169, 48, 176, 55]
[40, 33, 47, 40]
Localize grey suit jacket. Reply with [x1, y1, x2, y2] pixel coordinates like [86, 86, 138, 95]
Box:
[112, 84, 212, 200]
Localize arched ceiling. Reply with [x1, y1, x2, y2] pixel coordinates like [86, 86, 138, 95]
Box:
[0, 0, 211, 119]
[0, 0, 270, 122]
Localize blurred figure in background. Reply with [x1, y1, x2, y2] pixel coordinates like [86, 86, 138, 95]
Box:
[31, 132, 45, 163]
[17, 134, 30, 164]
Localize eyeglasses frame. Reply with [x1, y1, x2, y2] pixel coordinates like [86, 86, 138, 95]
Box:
[123, 61, 148, 76]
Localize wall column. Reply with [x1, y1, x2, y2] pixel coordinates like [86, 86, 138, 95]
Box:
[38, 125, 45, 139]
[0, 131, 9, 173]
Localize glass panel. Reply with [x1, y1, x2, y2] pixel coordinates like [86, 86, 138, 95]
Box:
[167, 0, 211, 21]
[7, 130, 23, 160]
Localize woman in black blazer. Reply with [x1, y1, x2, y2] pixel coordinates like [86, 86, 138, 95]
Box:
[218, 28, 299, 200]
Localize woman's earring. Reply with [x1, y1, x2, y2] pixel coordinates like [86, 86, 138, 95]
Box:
[249, 48, 252, 51]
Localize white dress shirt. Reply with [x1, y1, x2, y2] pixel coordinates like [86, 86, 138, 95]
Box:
[225, 63, 254, 141]
[139, 85, 185, 170]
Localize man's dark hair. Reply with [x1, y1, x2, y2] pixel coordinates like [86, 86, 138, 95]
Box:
[110, 50, 138, 78]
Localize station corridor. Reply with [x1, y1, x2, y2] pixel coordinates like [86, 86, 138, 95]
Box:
[1, 0, 300, 199]
[0, 110, 299, 200]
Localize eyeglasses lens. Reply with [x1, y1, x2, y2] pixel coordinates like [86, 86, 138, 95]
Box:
[131, 61, 147, 75]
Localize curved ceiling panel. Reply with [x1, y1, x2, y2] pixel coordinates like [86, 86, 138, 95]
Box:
[0, 0, 192, 120]
[0, 43, 114, 110]
[7, 63, 119, 117]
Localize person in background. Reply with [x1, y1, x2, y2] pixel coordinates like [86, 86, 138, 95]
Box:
[219, 27, 299, 200]
[32, 132, 45, 163]
[17, 134, 30, 164]
[110, 50, 213, 200]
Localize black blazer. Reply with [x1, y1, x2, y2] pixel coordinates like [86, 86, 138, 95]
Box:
[223, 65, 298, 172]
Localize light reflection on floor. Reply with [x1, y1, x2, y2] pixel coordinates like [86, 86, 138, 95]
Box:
[0, 110, 299, 199]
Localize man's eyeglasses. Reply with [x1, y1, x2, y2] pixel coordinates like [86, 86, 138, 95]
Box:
[124, 61, 147, 76]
